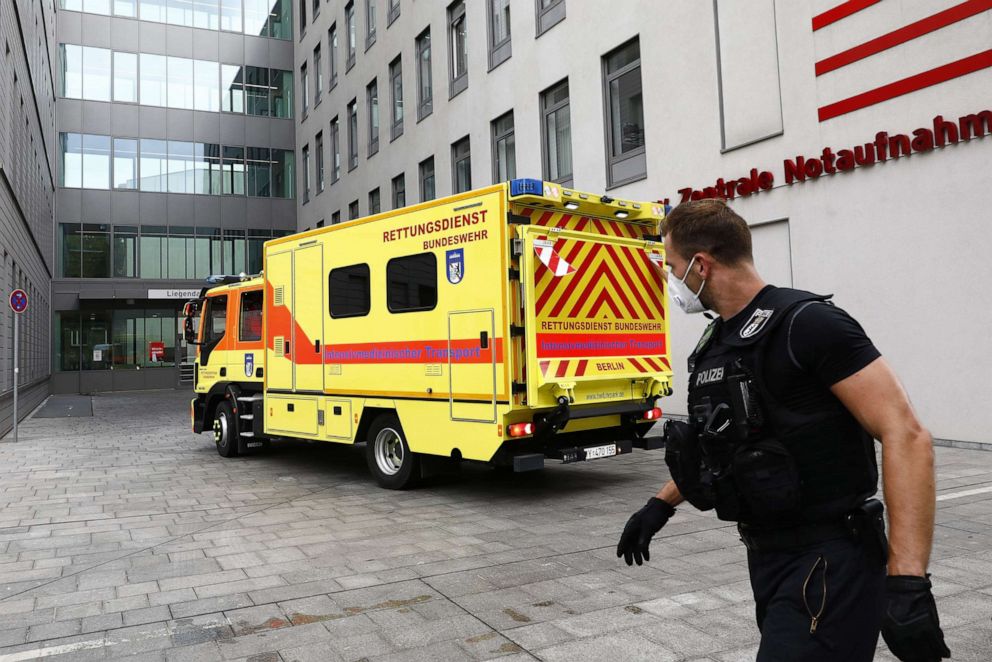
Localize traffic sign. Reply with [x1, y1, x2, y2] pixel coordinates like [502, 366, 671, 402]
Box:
[9, 289, 27, 314]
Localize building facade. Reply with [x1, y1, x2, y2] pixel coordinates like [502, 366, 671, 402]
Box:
[293, 0, 991, 445]
[0, 0, 56, 436]
[53, 0, 298, 393]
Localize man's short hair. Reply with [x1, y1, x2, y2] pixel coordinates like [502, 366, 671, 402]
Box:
[660, 199, 753, 265]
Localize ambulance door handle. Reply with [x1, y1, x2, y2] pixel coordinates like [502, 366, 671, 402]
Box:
[314, 339, 320, 353]
[480, 331, 489, 349]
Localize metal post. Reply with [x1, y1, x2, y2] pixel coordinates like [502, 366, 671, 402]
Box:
[12, 312, 17, 443]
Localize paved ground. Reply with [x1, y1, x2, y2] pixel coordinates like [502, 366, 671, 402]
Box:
[0, 391, 990, 661]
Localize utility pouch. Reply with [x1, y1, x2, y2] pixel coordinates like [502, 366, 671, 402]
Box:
[664, 420, 714, 511]
[732, 438, 802, 524]
[711, 469, 742, 521]
[846, 498, 888, 567]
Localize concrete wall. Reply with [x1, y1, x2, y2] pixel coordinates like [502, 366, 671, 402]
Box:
[0, 0, 57, 438]
[296, 0, 992, 444]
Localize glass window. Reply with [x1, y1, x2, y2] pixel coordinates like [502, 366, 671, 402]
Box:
[416, 28, 432, 120]
[59, 133, 83, 188]
[194, 227, 222, 276]
[491, 111, 516, 182]
[113, 226, 138, 278]
[85, 46, 112, 101]
[139, 138, 168, 192]
[240, 290, 263, 341]
[222, 146, 246, 195]
[387, 253, 437, 313]
[220, 0, 242, 31]
[419, 156, 435, 202]
[204, 295, 228, 345]
[167, 226, 195, 279]
[269, 0, 293, 39]
[139, 226, 167, 279]
[192, 0, 219, 28]
[488, 0, 511, 69]
[345, 2, 356, 69]
[114, 0, 137, 17]
[223, 230, 246, 273]
[270, 69, 294, 118]
[222, 64, 245, 113]
[166, 0, 192, 26]
[300, 62, 309, 115]
[59, 224, 83, 277]
[331, 210, 341, 225]
[245, 66, 271, 116]
[366, 0, 376, 47]
[604, 38, 646, 185]
[536, 0, 566, 36]
[167, 56, 194, 109]
[247, 230, 268, 273]
[59, 44, 83, 98]
[452, 136, 471, 193]
[113, 138, 139, 190]
[347, 99, 358, 170]
[392, 173, 405, 209]
[348, 200, 360, 220]
[367, 78, 379, 156]
[389, 56, 403, 140]
[194, 59, 220, 112]
[387, 0, 399, 25]
[140, 54, 168, 107]
[328, 264, 370, 318]
[369, 187, 380, 214]
[329, 24, 339, 88]
[302, 144, 310, 202]
[247, 147, 272, 197]
[330, 116, 340, 183]
[315, 132, 324, 192]
[194, 143, 222, 195]
[167, 141, 195, 194]
[298, 0, 306, 32]
[113, 51, 138, 103]
[80, 224, 111, 278]
[139, 0, 167, 23]
[110, 308, 142, 370]
[272, 148, 295, 198]
[56, 312, 81, 372]
[313, 44, 323, 102]
[542, 79, 573, 185]
[79, 134, 112, 189]
[448, 1, 467, 96]
[81, 310, 114, 370]
[244, 0, 270, 36]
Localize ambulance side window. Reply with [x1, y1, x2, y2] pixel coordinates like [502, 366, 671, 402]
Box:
[204, 295, 228, 343]
[387, 253, 437, 313]
[239, 291, 263, 341]
[329, 264, 371, 318]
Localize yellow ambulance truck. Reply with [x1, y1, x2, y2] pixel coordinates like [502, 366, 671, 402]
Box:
[186, 179, 673, 488]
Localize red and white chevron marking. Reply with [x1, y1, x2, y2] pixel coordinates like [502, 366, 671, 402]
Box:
[534, 238, 576, 277]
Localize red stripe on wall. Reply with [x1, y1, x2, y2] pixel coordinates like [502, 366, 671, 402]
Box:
[812, 0, 882, 31]
[816, 0, 992, 76]
[818, 49, 992, 121]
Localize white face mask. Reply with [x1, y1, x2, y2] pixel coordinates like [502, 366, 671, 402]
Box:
[668, 256, 707, 314]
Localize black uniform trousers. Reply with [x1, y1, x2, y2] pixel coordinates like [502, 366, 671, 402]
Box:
[747, 536, 885, 661]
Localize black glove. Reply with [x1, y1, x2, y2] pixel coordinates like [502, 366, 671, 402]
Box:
[881, 575, 951, 662]
[616, 497, 675, 566]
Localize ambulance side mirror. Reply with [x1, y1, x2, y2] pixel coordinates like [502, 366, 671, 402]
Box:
[183, 301, 200, 345]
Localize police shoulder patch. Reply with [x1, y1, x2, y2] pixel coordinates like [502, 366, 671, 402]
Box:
[739, 308, 774, 339]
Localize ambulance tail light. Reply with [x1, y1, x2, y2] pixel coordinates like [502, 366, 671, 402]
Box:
[508, 422, 535, 437]
[642, 408, 662, 421]
[510, 178, 543, 197]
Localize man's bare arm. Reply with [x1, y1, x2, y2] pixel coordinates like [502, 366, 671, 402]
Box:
[830, 357, 935, 576]
[656, 480, 685, 508]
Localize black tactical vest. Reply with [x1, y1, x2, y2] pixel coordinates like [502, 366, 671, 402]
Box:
[682, 287, 878, 527]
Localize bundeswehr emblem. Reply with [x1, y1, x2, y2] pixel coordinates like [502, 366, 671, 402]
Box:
[245, 352, 254, 377]
[740, 309, 774, 339]
[446, 249, 464, 284]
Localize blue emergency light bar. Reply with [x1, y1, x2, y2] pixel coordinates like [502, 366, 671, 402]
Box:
[509, 178, 544, 196]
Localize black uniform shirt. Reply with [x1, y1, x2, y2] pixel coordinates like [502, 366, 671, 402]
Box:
[714, 285, 882, 418]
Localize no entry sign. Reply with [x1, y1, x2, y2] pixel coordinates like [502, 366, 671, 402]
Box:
[9, 289, 27, 314]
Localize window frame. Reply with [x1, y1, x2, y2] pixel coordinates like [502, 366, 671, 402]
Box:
[330, 116, 341, 183]
[419, 156, 435, 202]
[451, 135, 471, 194]
[535, 0, 566, 37]
[313, 43, 323, 104]
[415, 28, 433, 121]
[365, 0, 377, 51]
[389, 55, 403, 141]
[345, 1, 357, 71]
[238, 289, 263, 342]
[301, 143, 310, 202]
[315, 130, 325, 193]
[391, 172, 406, 209]
[386, 253, 438, 314]
[540, 79, 573, 187]
[487, 0, 512, 71]
[299, 61, 309, 117]
[447, 1, 468, 99]
[348, 200, 360, 220]
[329, 23, 339, 90]
[367, 78, 379, 157]
[369, 187, 381, 215]
[328, 263, 371, 318]
[387, 0, 400, 26]
[491, 111, 516, 183]
[602, 37, 647, 188]
[347, 98, 359, 170]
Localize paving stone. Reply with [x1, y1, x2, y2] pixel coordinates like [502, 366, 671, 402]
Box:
[536, 630, 680, 662]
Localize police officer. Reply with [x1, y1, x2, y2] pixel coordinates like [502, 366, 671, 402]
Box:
[617, 200, 950, 662]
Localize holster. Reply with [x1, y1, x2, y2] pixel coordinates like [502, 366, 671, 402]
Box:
[845, 498, 888, 567]
[663, 420, 715, 511]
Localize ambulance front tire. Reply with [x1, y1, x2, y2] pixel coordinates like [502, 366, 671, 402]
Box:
[366, 414, 420, 489]
[214, 401, 239, 458]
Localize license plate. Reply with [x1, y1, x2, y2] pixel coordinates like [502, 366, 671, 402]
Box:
[584, 443, 617, 460]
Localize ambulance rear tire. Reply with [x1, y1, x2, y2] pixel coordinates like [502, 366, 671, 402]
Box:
[366, 414, 419, 489]
[214, 401, 239, 458]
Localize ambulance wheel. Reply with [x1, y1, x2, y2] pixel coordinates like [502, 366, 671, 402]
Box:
[214, 401, 239, 458]
[366, 414, 419, 489]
